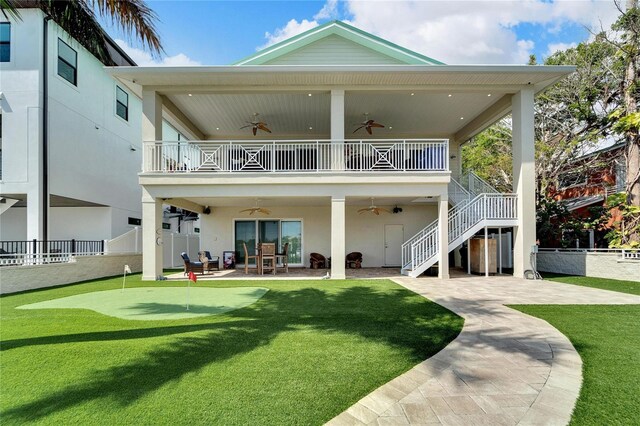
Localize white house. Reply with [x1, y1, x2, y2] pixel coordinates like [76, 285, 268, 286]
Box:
[108, 21, 573, 280]
[0, 8, 197, 251]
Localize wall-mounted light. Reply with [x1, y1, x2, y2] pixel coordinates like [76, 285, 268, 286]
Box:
[130, 144, 137, 152]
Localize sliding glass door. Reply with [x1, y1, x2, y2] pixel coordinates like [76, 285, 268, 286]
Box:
[235, 221, 256, 265]
[281, 221, 302, 264]
[234, 219, 302, 265]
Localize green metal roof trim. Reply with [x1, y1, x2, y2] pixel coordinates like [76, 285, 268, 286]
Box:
[234, 20, 445, 66]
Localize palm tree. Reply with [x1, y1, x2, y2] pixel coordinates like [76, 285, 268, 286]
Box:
[1, 0, 162, 64]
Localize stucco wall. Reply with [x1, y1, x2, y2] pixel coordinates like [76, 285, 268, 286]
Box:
[199, 203, 437, 268]
[0, 253, 142, 294]
[537, 251, 640, 282]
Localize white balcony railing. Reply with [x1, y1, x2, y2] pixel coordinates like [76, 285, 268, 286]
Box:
[142, 139, 449, 174]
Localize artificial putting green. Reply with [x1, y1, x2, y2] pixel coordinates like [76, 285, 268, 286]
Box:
[17, 287, 269, 320]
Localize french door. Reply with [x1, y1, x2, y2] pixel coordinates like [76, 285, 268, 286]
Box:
[234, 219, 302, 265]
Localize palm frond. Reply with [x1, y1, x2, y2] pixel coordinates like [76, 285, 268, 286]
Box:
[0, 0, 22, 20]
[91, 0, 162, 57]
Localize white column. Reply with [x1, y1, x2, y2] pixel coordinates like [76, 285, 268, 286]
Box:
[142, 189, 163, 280]
[512, 88, 536, 278]
[331, 89, 345, 141]
[484, 227, 489, 277]
[438, 195, 449, 279]
[142, 89, 163, 171]
[331, 89, 345, 171]
[331, 197, 346, 279]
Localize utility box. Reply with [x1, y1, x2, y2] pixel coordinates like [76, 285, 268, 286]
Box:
[470, 238, 497, 274]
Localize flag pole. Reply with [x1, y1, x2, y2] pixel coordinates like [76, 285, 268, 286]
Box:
[121, 265, 131, 293]
[187, 278, 190, 311]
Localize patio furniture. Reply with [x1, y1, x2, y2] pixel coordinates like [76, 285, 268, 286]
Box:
[276, 242, 289, 273]
[181, 252, 204, 275]
[198, 251, 220, 272]
[242, 242, 260, 274]
[346, 252, 363, 269]
[260, 243, 276, 275]
[310, 252, 327, 269]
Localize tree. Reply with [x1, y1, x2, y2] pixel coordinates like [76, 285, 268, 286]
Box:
[1, 0, 162, 65]
[461, 119, 513, 193]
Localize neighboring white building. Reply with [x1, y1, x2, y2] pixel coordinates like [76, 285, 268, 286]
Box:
[108, 21, 574, 280]
[0, 8, 197, 248]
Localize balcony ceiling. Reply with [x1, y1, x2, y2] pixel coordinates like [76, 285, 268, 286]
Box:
[166, 90, 506, 139]
[108, 65, 574, 141]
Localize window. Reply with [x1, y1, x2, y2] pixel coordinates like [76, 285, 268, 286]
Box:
[116, 86, 128, 121]
[162, 223, 171, 230]
[558, 171, 587, 189]
[0, 22, 9, 62]
[57, 39, 77, 85]
[128, 217, 141, 226]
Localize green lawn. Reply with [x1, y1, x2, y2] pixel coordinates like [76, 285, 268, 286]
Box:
[512, 304, 640, 426]
[542, 273, 640, 295]
[0, 276, 463, 425]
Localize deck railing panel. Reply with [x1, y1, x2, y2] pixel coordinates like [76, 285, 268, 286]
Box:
[142, 139, 449, 174]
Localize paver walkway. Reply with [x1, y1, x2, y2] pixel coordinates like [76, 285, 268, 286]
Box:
[328, 275, 640, 426]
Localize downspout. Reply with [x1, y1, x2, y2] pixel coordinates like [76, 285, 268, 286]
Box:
[42, 15, 51, 246]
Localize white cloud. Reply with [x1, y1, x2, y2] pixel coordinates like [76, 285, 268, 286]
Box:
[314, 0, 339, 20]
[259, 19, 320, 50]
[260, 0, 622, 64]
[345, 0, 621, 64]
[115, 39, 201, 66]
[546, 41, 578, 56]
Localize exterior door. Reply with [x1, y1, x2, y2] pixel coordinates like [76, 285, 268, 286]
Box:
[384, 224, 404, 266]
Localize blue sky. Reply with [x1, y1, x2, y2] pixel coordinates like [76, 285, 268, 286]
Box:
[101, 0, 621, 66]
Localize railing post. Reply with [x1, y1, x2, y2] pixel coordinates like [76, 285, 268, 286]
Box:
[271, 141, 275, 172]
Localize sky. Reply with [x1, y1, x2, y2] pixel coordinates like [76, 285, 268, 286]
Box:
[99, 0, 624, 66]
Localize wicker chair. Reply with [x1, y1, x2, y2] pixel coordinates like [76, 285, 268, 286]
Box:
[310, 252, 327, 269]
[198, 251, 220, 273]
[181, 252, 204, 275]
[345, 252, 363, 269]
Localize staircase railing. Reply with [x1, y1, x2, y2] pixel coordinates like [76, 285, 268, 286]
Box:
[403, 193, 517, 274]
[463, 171, 499, 195]
[448, 178, 471, 206]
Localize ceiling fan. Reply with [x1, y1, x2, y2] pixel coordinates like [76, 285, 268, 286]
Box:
[240, 113, 272, 136]
[358, 198, 391, 215]
[239, 199, 271, 215]
[353, 113, 385, 135]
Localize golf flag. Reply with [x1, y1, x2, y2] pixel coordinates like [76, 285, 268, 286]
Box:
[122, 264, 131, 292]
[188, 271, 197, 283]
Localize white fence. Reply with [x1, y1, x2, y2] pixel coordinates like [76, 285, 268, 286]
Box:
[104, 227, 200, 269]
[143, 139, 449, 173]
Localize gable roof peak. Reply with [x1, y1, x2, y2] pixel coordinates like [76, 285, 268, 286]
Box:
[234, 20, 444, 66]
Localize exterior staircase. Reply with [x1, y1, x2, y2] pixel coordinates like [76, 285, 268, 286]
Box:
[401, 173, 518, 277]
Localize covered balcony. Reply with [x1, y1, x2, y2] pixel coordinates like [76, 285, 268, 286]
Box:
[143, 139, 448, 174]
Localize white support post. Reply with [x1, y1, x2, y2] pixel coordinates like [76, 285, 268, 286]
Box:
[142, 89, 163, 171]
[331, 197, 346, 279]
[142, 191, 163, 281]
[498, 227, 503, 275]
[331, 89, 345, 170]
[484, 226, 489, 277]
[512, 88, 536, 278]
[438, 195, 449, 279]
[467, 242, 471, 275]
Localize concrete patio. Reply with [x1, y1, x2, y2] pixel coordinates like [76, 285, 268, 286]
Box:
[327, 275, 640, 426]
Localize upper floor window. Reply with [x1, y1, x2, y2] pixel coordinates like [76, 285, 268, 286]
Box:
[116, 86, 128, 121]
[0, 23, 10, 62]
[57, 39, 77, 85]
